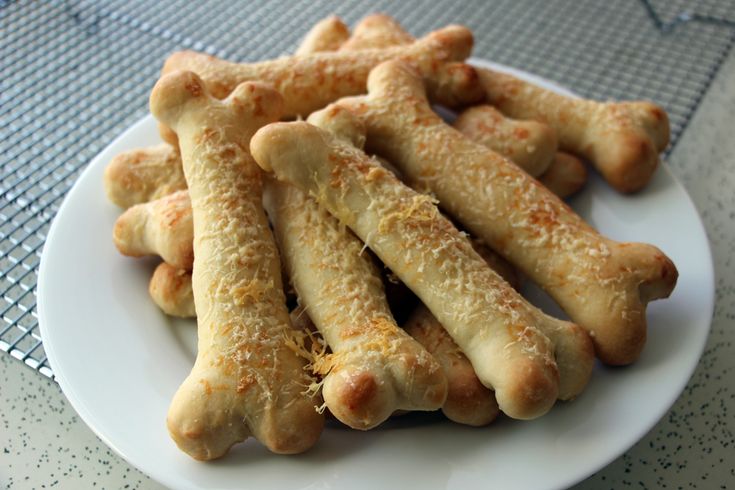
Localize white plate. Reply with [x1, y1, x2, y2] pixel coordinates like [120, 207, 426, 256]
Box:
[38, 61, 714, 490]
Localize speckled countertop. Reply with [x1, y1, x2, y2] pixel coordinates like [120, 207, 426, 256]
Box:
[2, 38, 734, 490]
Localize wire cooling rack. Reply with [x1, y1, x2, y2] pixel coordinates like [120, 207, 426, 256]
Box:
[1, 0, 734, 379]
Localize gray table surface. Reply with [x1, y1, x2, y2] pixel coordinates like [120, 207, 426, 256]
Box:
[3, 17, 735, 490]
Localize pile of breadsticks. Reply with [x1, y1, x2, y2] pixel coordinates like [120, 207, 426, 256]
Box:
[105, 14, 678, 461]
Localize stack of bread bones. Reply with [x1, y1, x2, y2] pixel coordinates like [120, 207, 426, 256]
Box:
[105, 14, 678, 461]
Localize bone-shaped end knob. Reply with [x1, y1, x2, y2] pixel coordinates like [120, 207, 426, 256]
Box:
[323, 351, 448, 431]
[150, 70, 208, 126]
[306, 104, 367, 149]
[252, 115, 366, 179]
[367, 59, 428, 100]
[160, 52, 235, 100]
[112, 190, 194, 269]
[453, 105, 558, 177]
[427, 24, 474, 62]
[150, 70, 283, 141]
[103, 144, 185, 209]
[166, 371, 323, 458]
[592, 241, 678, 365]
[340, 13, 416, 51]
[151, 71, 321, 458]
[149, 263, 195, 318]
[485, 352, 559, 420]
[591, 101, 668, 194]
[295, 15, 350, 55]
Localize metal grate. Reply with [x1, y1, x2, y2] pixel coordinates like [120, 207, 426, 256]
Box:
[1, 0, 734, 379]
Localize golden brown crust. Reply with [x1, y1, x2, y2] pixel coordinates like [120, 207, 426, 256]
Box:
[251, 106, 566, 420]
[454, 105, 556, 177]
[477, 67, 670, 193]
[471, 239, 522, 290]
[112, 190, 194, 270]
[336, 14, 483, 109]
[160, 25, 475, 118]
[335, 60, 676, 365]
[453, 107, 587, 197]
[149, 263, 195, 318]
[471, 239, 591, 400]
[295, 15, 350, 55]
[264, 175, 447, 430]
[404, 304, 499, 426]
[150, 71, 323, 459]
[103, 144, 185, 208]
[538, 152, 588, 199]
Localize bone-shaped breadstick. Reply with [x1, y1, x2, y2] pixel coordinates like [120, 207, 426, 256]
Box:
[150, 71, 323, 459]
[264, 173, 447, 430]
[336, 60, 676, 365]
[337, 14, 584, 196]
[454, 106, 588, 198]
[263, 83, 446, 429]
[403, 304, 498, 426]
[104, 143, 185, 208]
[252, 104, 597, 419]
[453, 105, 556, 178]
[113, 189, 194, 270]
[477, 67, 670, 193]
[538, 152, 588, 199]
[403, 243, 517, 426]
[308, 98, 588, 404]
[295, 15, 350, 55]
[149, 262, 195, 318]
[161, 25, 478, 116]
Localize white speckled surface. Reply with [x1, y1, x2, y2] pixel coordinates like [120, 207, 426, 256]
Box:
[2, 47, 734, 490]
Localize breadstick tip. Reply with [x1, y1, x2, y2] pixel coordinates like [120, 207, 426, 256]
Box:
[306, 104, 366, 149]
[228, 81, 284, 125]
[443, 361, 500, 426]
[599, 133, 659, 193]
[294, 15, 349, 55]
[427, 24, 474, 61]
[490, 356, 559, 420]
[150, 70, 206, 129]
[251, 121, 324, 174]
[367, 60, 426, 99]
[166, 386, 251, 460]
[632, 101, 671, 151]
[433, 62, 484, 108]
[323, 368, 397, 431]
